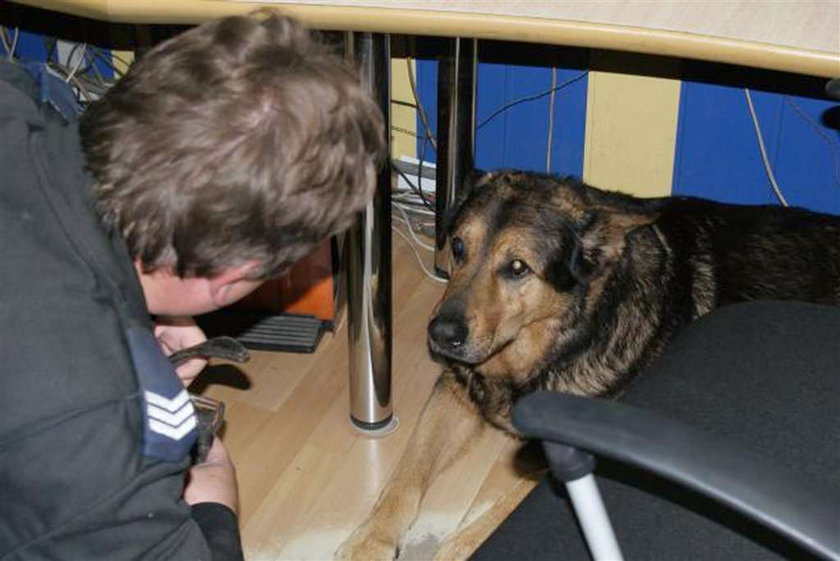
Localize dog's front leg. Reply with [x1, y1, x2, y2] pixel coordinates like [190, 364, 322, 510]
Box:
[336, 373, 484, 561]
[433, 471, 543, 560]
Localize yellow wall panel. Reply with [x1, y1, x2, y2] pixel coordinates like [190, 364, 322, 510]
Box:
[583, 51, 681, 197]
[111, 50, 134, 75]
[390, 57, 416, 160]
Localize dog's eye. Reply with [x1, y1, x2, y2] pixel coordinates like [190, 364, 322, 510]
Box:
[451, 237, 465, 261]
[507, 259, 530, 278]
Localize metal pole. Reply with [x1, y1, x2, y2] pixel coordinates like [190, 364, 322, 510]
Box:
[435, 38, 478, 278]
[345, 32, 395, 433]
[434, 37, 477, 278]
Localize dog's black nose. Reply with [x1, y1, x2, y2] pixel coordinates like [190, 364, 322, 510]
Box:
[428, 315, 468, 349]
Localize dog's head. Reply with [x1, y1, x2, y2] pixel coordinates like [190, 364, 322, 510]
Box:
[428, 171, 652, 380]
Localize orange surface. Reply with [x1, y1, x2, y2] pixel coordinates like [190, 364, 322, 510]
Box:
[236, 239, 335, 322]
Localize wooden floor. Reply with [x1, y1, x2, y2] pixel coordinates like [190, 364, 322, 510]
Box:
[200, 235, 529, 561]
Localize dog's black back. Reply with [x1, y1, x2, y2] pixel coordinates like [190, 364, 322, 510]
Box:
[657, 198, 839, 306]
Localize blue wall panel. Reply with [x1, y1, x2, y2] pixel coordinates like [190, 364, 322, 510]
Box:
[475, 64, 587, 176]
[673, 80, 840, 214]
[415, 56, 587, 177]
[773, 95, 840, 213]
[9, 29, 49, 60]
[4, 29, 115, 81]
[415, 58, 438, 164]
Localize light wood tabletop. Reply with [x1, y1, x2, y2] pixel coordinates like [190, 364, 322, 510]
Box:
[12, 0, 840, 77]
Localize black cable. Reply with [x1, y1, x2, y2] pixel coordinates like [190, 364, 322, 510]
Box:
[477, 71, 588, 130]
[416, 135, 432, 211]
[406, 57, 437, 153]
[392, 99, 418, 109]
[43, 36, 58, 64]
[65, 42, 95, 79]
[394, 159, 434, 211]
[391, 125, 424, 139]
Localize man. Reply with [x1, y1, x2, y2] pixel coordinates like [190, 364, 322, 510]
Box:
[0, 12, 384, 560]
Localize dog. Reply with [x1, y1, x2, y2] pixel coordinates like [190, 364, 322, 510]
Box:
[337, 170, 840, 560]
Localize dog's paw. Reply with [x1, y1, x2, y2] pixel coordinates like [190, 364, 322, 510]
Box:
[335, 526, 399, 561]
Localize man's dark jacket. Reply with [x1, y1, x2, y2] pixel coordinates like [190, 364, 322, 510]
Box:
[0, 60, 242, 560]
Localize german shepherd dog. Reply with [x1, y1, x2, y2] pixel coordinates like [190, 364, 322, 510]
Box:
[337, 170, 840, 560]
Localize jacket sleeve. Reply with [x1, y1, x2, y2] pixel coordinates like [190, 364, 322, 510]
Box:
[192, 503, 246, 561]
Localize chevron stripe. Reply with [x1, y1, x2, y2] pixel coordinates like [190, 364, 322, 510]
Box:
[148, 415, 197, 441]
[144, 389, 190, 412]
[147, 401, 194, 426]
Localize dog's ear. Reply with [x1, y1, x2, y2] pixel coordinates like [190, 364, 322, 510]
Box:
[546, 215, 597, 290]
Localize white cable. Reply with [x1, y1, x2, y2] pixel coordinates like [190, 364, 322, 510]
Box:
[546, 67, 557, 173]
[392, 225, 448, 284]
[393, 205, 435, 251]
[744, 88, 789, 207]
[394, 204, 436, 220]
[65, 43, 88, 83]
[394, 200, 436, 218]
[0, 28, 9, 56]
[6, 28, 20, 61]
[70, 75, 94, 103]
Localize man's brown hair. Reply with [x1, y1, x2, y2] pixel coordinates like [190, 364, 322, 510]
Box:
[80, 12, 385, 279]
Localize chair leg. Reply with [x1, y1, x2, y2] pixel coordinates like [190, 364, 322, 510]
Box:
[544, 441, 623, 560]
[566, 474, 624, 561]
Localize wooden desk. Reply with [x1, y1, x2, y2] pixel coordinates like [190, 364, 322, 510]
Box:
[13, 0, 840, 77]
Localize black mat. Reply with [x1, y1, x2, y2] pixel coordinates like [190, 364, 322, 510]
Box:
[198, 310, 326, 354]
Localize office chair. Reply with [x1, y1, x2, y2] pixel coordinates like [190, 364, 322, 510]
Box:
[473, 301, 840, 560]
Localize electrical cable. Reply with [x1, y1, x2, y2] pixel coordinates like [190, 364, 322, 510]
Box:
[546, 66, 558, 173]
[63, 43, 93, 76]
[391, 225, 447, 284]
[394, 203, 436, 220]
[391, 99, 417, 109]
[90, 47, 124, 80]
[65, 43, 88, 83]
[392, 214, 434, 250]
[477, 70, 588, 130]
[9, 28, 19, 60]
[744, 88, 789, 207]
[3, 27, 20, 60]
[0, 28, 9, 56]
[406, 57, 437, 152]
[391, 125, 424, 140]
[416, 134, 431, 211]
[43, 36, 58, 64]
[394, 163, 434, 211]
[392, 193, 435, 211]
[782, 95, 840, 189]
[393, 205, 435, 251]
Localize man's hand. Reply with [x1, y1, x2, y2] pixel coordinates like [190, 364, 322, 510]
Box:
[184, 438, 239, 514]
[154, 316, 207, 387]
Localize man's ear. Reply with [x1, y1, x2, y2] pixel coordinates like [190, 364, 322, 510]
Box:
[208, 262, 260, 308]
